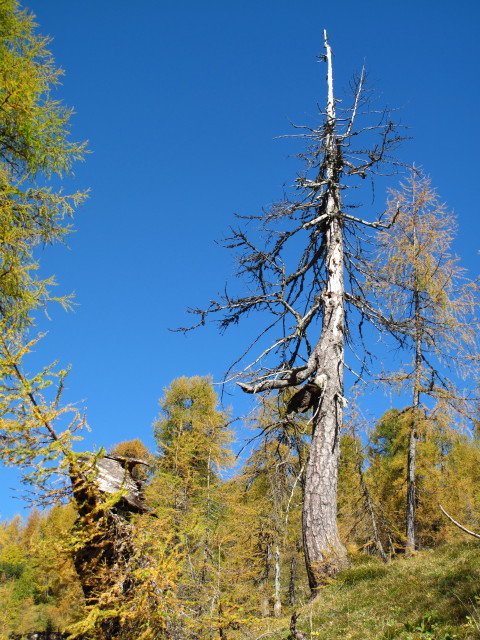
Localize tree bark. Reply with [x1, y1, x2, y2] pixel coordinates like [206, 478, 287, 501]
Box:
[405, 418, 417, 553]
[301, 31, 348, 594]
[187, 30, 406, 598]
[406, 220, 422, 555]
[273, 544, 282, 617]
[288, 554, 297, 607]
[288, 613, 307, 640]
[259, 542, 271, 617]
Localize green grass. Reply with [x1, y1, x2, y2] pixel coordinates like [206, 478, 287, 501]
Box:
[268, 543, 480, 640]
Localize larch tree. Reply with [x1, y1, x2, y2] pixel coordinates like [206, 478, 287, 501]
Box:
[366, 406, 480, 551]
[151, 376, 235, 637]
[183, 32, 404, 593]
[0, 0, 91, 514]
[239, 399, 309, 616]
[152, 376, 232, 518]
[367, 408, 442, 551]
[370, 170, 479, 553]
[0, 0, 86, 334]
[337, 413, 389, 562]
[0, 6, 179, 638]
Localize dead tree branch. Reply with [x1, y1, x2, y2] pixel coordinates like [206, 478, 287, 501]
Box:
[439, 504, 480, 540]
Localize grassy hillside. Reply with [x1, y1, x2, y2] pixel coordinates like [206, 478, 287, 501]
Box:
[264, 542, 480, 640]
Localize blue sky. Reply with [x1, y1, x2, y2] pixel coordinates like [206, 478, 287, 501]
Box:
[1, 1, 479, 518]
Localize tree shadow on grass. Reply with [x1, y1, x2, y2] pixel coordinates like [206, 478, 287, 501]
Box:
[433, 565, 480, 624]
[339, 563, 389, 586]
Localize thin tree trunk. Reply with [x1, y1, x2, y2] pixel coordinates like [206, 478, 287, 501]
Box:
[352, 438, 389, 563]
[406, 221, 422, 555]
[405, 420, 417, 553]
[273, 545, 282, 617]
[302, 31, 348, 595]
[288, 554, 298, 607]
[259, 543, 271, 617]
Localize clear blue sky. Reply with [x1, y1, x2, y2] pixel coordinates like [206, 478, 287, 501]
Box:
[1, 1, 479, 518]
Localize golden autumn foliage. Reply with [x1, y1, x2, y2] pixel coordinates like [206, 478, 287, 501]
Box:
[2, 385, 480, 638]
[0, 3, 480, 639]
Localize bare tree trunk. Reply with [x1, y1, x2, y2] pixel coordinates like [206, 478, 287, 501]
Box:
[259, 543, 271, 617]
[273, 545, 282, 616]
[405, 419, 417, 553]
[288, 613, 307, 640]
[288, 554, 298, 607]
[187, 30, 406, 599]
[302, 32, 348, 594]
[406, 222, 422, 555]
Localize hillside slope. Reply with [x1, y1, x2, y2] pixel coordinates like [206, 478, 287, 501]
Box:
[266, 543, 480, 640]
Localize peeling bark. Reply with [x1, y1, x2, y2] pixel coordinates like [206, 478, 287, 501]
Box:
[301, 31, 348, 594]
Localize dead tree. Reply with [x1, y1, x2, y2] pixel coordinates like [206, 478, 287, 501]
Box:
[288, 613, 307, 640]
[0, 330, 164, 637]
[70, 453, 152, 607]
[183, 32, 404, 594]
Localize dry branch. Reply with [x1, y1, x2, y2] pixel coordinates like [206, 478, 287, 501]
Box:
[439, 504, 480, 540]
